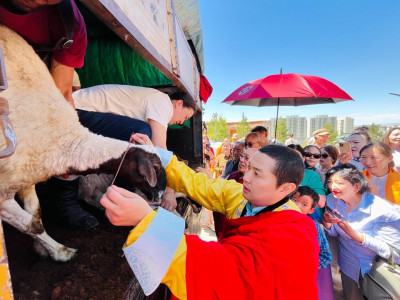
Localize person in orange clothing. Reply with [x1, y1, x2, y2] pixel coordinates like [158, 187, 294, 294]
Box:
[213, 139, 231, 178]
[101, 134, 319, 300]
[214, 138, 229, 158]
[360, 142, 400, 205]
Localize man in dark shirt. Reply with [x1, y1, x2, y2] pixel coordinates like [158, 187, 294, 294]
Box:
[220, 141, 244, 179]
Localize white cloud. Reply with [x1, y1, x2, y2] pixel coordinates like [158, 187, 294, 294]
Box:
[352, 113, 400, 125]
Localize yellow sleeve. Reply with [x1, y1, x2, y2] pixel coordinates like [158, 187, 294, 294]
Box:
[166, 155, 246, 219]
[124, 211, 188, 300]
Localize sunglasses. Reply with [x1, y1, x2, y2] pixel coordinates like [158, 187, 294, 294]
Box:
[320, 154, 330, 159]
[245, 142, 259, 148]
[304, 152, 321, 159]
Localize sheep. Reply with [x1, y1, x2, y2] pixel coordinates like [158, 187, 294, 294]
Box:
[0, 25, 166, 262]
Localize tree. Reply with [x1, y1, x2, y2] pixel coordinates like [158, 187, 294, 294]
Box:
[235, 113, 252, 139]
[206, 113, 229, 141]
[276, 118, 289, 143]
[324, 122, 338, 145]
[368, 124, 383, 142]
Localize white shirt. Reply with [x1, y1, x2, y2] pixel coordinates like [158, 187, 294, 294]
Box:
[325, 193, 400, 283]
[370, 173, 389, 199]
[73, 84, 173, 129]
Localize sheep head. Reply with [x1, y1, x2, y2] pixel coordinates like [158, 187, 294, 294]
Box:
[116, 146, 166, 203]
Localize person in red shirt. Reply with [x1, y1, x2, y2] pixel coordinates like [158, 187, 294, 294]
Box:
[0, 0, 87, 105]
[101, 135, 320, 299]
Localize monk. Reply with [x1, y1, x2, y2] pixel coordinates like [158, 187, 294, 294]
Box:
[101, 136, 319, 299]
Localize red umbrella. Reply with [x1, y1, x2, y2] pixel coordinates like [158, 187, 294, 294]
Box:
[222, 73, 353, 141]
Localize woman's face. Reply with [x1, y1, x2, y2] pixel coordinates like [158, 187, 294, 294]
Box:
[304, 146, 321, 168]
[347, 135, 368, 158]
[319, 149, 334, 168]
[360, 146, 392, 177]
[238, 149, 257, 174]
[389, 129, 400, 148]
[328, 173, 360, 202]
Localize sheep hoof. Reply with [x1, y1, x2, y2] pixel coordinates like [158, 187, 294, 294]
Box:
[33, 241, 49, 258]
[52, 246, 77, 262]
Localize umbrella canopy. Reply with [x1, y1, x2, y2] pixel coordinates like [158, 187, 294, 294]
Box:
[223, 73, 353, 106]
[222, 73, 353, 142]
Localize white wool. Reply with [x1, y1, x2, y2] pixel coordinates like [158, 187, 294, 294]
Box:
[0, 25, 129, 198]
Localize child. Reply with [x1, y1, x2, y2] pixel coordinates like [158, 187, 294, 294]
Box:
[292, 186, 334, 300]
[101, 141, 319, 299]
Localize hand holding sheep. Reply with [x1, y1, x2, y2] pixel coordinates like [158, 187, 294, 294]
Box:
[100, 185, 153, 226]
[131, 133, 154, 146]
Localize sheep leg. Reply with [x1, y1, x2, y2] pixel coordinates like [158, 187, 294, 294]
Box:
[0, 197, 77, 262]
[17, 186, 48, 257]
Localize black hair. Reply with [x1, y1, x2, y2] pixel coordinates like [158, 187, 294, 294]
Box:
[324, 163, 370, 195]
[170, 92, 198, 112]
[295, 186, 319, 208]
[251, 125, 268, 133]
[286, 144, 305, 157]
[258, 145, 305, 188]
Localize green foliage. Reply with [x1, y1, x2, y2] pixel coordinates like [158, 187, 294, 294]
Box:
[276, 118, 289, 143]
[235, 113, 252, 139]
[324, 122, 338, 145]
[206, 113, 229, 141]
[368, 124, 383, 142]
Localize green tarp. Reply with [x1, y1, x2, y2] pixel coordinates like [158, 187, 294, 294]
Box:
[76, 3, 172, 88]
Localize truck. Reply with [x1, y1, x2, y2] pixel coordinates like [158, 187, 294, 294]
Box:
[0, 0, 207, 298]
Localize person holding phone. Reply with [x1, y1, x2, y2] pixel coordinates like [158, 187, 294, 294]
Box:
[338, 132, 371, 170]
[322, 164, 400, 300]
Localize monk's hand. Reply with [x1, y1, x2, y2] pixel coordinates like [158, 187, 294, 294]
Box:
[161, 187, 177, 212]
[101, 185, 153, 226]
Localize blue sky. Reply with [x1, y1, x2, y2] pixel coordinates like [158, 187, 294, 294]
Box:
[198, 1, 400, 125]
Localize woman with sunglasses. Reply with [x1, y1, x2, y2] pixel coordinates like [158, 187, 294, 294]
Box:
[360, 142, 400, 205]
[317, 145, 339, 182]
[322, 164, 400, 299]
[304, 145, 324, 182]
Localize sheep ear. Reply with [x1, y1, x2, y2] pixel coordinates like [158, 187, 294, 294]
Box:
[137, 157, 157, 187]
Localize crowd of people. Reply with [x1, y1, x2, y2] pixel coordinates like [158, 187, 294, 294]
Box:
[191, 125, 400, 299]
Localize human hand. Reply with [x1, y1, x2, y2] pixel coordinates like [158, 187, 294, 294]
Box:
[131, 133, 154, 146]
[322, 211, 343, 230]
[161, 187, 177, 212]
[100, 185, 153, 226]
[338, 152, 352, 164]
[196, 165, 213, 179]
[337, 221, 364, 243]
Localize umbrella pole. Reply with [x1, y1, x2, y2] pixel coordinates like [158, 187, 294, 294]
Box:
[274, 98, 280, 143]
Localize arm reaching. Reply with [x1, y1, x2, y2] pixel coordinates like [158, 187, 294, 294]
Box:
[100, 185, 153, 226]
